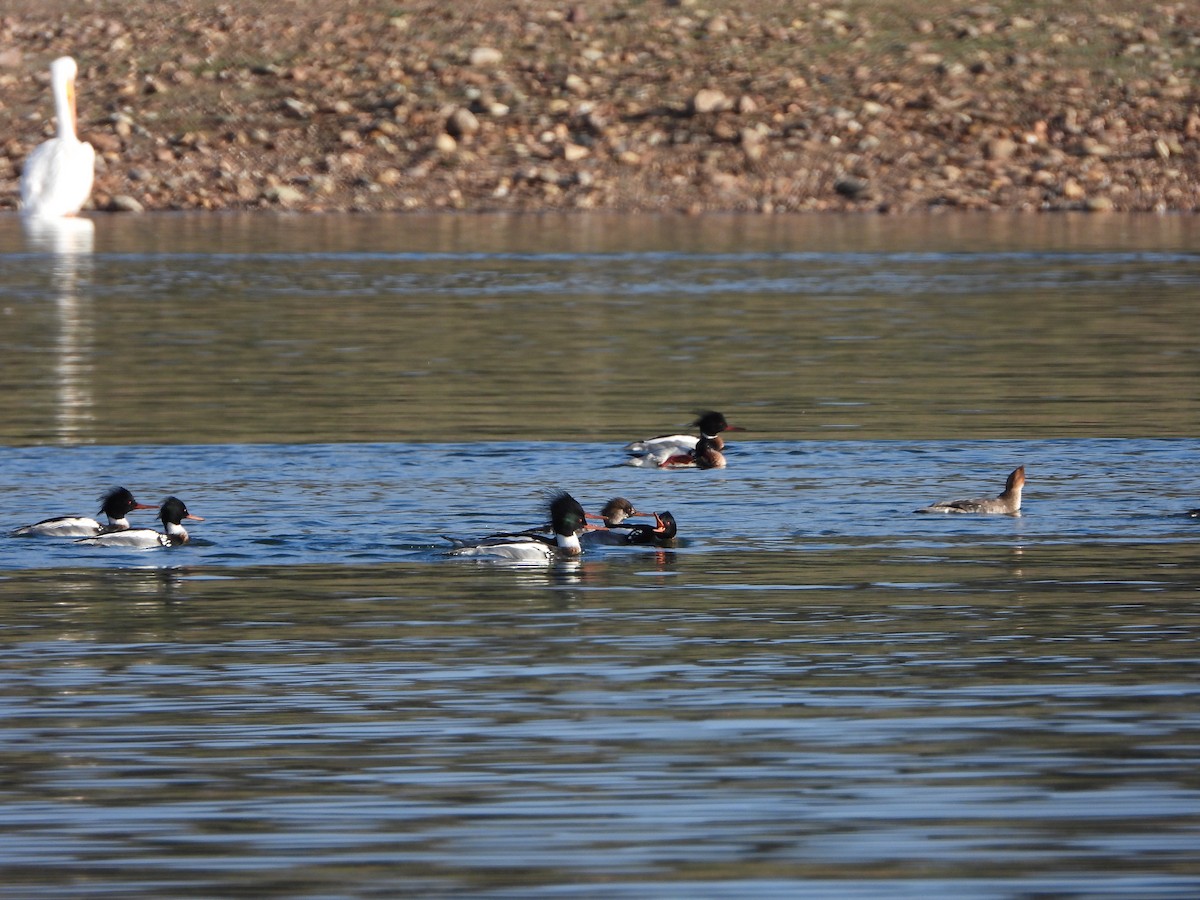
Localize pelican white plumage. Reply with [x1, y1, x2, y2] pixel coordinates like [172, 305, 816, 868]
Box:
[20, 56, 95, 219]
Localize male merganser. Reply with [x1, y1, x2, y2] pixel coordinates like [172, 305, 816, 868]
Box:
[76, 496, 204, 548]
[581, 497, 656, 546]
[12, 487, 156, 537]
[623, 411, 745, 469]
[444, 491, 589, 562]
[916, 466, 1025, 515]
[611, 511, 678, 546]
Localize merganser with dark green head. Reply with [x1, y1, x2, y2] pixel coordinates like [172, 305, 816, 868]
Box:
[444, 491, 589, 563]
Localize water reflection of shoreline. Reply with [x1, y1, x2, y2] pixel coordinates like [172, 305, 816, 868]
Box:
[23, 217, 96, 444]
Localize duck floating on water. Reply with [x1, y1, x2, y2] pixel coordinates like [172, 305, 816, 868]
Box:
[12, 487, 156, 538]
[76, 496, 204, 548]
[916, 466, 1025, 515]
[624, 411, 744, 469]
[581, 497, 661, 547]
[610, 511, 678, 546]
[444, 491, 589, 563]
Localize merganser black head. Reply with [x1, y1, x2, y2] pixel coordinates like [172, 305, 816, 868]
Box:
[693, 410, 744, 438]
[548, 491, 588, 538]
[624, 511, 678, 545]
[99, 486, 155, 518]
[159, 496, 204, 527]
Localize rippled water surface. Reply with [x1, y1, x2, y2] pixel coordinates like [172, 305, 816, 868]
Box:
[1, 213, 1199, 898]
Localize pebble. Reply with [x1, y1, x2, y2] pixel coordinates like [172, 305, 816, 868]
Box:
[469, 47, 503, 67]
[834, 175, 870, 199]
[985, 137, 1017, 161]
[107, 194, 145, 213]
[562, 143, 590, 162]
[445, 107, 480, 139]
[265, 185, 305, 205]
[690, 89, 730, 115]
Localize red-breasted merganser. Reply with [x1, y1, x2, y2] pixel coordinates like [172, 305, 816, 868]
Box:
[593, 497, 645, 526]
[916, 466, 1025, 515]
[623, 410, 745, 469]
[12, 487, 156, 537]
[581, 497, 656, 546]
[610, 511, 678, 546]
[444, 492, 589, 562]
[76, 496, 204, 548]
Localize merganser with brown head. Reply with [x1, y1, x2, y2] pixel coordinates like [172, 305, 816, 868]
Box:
[916, 466, 1025, 515]
[581, 497, 657, 547]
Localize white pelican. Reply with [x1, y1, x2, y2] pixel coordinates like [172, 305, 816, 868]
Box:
[20, 56, 95, 219]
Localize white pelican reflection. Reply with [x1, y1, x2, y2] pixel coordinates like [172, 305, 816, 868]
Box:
[22, 216, 96, 443]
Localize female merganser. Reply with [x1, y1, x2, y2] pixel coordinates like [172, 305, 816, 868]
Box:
[623, 411, 744, 469]
[581, 497, 655, 546]
[20, 56, 95, 219]
[916, 466, 1025, 515]
[12, 487, 156, 537]
[588, 497, 650, 527]
[76, 496, 204, 548]
[444, 492, 589, 562]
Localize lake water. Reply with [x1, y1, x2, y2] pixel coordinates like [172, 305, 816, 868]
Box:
[1, 212, 1199, 898]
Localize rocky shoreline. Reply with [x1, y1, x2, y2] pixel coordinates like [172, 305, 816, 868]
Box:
[2, 0, 1197, 215]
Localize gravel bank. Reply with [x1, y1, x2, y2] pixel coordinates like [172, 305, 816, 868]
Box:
[2, 0, 1197, 214]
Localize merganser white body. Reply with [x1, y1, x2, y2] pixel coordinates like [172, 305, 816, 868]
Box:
[20, 56, 95, 219]
[444, 492, 588, 563]
[77, 496, 204, 548]
[624, 410, 744, 469]
[916, 466, 1025, 515]
[12, 487, 156, 538]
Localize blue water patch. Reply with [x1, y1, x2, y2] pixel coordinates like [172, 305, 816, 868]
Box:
[1, 438, 1196, 571]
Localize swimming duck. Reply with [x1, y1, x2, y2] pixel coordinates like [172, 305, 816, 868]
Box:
[76, 496, 204, 548]
[444, 491, 589, 563]
[12, 487, 156, 538]
[624, 411, 745, 468]
[916, 466, 1025, 515]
